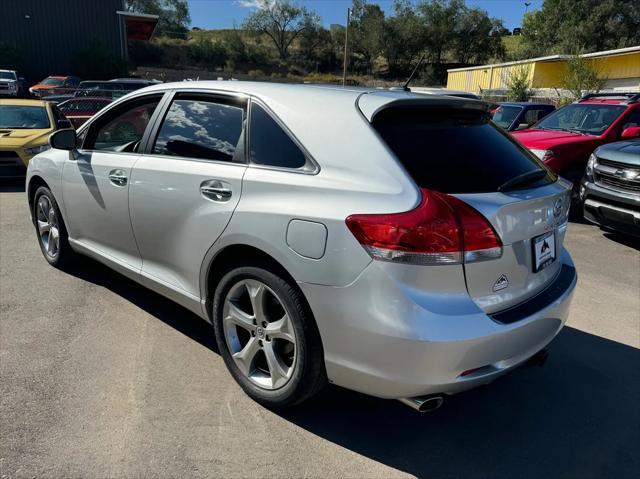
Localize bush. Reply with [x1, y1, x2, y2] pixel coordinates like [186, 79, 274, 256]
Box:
[187, 39, 228, 68]
[248, 69, 265, 78]
[129, 40, 163, 65]
[71, 39, 126, 79]
[506, 66, 533, 101]
[0, 42, 24, 71]
[561, 55, 606, 101]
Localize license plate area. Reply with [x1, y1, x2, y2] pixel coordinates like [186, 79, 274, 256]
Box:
[532, 230, 556, 272]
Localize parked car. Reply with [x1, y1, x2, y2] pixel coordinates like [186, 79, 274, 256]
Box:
[581, 140, 640, 237]
[0, 70, 26, 98]
[26, 82, 576, 411]
[29, 76, 81, 98]
[73, 80, 123, 98]
[73, 79, 162, 100]
[58, 97, 112, 129]
[511, 93, 640, 197]
[492, 102, 555, 131]
[0, 99, 71, 177]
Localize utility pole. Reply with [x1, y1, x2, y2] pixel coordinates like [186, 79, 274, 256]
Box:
[342, 8, 350, 87]
[524, 2, 531, 14]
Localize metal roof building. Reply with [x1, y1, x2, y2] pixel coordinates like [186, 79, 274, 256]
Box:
[446, 46, 640, 93]
[0, 0, 157, 82]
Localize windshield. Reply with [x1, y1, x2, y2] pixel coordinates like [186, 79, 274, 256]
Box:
[372, 107, 554, 193]
[0, 106, 50, 129]
[41, 77, 65, 86]
[536, 104, 626, 135]
[492, 105, 522, 129]
[0, 71, 17, 80]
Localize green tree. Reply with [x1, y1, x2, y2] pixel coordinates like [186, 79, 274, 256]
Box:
[125, 0, 191, 37]
[382, 0, 425, 76]
[350, 1, 386, 75]
[521, 0, 640, 57]
[453, 8, 505, 64]
[243, 0, 320, 60]
[560, 54, 607, 100]
[416, 0, 463, 64]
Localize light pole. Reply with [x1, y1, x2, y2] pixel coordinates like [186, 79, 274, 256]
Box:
[342, 8, 351, 87]
[524, 2, 531, 14]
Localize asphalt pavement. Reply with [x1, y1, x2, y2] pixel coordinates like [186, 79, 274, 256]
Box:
[1, 182, 639, 479]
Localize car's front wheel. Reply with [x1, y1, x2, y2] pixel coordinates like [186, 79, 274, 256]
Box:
[212, 265, 326, 409]
[32, 186, 74, 268]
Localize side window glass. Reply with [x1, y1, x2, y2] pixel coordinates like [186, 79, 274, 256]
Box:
[524, 109, 543, 125]
[622, 110, 640, 129]
[152, 97, 245, 162]
[249, 103, 306, 169]
[85, 97, 160, 152]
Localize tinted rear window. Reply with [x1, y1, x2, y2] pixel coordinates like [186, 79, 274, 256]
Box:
[372, 107, 553, 193]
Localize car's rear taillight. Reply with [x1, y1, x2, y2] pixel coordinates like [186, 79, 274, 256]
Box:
[345, 189, 502, 265]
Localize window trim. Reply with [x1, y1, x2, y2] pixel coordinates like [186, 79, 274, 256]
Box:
[141, 89, 249, 167]
[246, 97, 320, 175]
[76, 92, 169, 155]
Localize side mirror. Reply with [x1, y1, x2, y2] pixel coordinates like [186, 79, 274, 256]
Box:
[516, 123, 529, 130]
[49, 129, 77, 151]
[621, 126, 640, 139]
[56, 119, 73, 130]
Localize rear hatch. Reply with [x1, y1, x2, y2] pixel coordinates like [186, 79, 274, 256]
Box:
[366, 99, 571, 314]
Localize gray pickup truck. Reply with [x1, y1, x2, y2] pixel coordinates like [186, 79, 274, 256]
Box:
[581, 140, 640, 237]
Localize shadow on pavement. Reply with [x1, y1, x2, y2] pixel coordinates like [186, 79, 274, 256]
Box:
[66, 257, 218, 354]
[603, 231, 640, 251]
[0, 177, 26, 193]
[65, 256, 639, 479]
[280, 328, 640, 479]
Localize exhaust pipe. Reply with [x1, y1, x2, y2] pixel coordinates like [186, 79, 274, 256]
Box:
[398, 394, 444, 413]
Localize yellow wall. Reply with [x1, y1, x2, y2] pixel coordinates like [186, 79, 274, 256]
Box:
[446, 51, 640, 92]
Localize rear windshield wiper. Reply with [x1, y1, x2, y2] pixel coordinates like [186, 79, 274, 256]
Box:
[498, 169, 548, 192]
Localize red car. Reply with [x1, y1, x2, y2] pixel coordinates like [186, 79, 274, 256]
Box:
[57, 97, 112, 129]
[512, 93, 640, 188]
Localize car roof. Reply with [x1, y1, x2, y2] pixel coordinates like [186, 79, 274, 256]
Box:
[499, 102, 554, 107]
[0, 98, 48, 107]
[136, 80, 486, 119]
[578, 99, 634, 105]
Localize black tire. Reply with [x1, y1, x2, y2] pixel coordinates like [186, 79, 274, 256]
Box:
[212, 265, 326, 409]
[568, 179, 585, 221]
[32, 186, 74, 268]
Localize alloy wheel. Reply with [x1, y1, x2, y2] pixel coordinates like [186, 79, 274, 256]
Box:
[222, 279, 297, 390]
[36, 195, 60, 259]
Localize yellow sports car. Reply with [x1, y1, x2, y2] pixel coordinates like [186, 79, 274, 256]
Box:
[0, 99, 71, 177]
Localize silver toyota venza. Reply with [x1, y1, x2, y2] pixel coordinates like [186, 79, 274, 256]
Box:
[26, 82, 577, 411]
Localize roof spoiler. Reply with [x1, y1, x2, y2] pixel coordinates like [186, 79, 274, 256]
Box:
[580, 92, 640, 104]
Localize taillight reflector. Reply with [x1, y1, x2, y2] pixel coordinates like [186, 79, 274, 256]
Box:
[345, 189, 502, 265]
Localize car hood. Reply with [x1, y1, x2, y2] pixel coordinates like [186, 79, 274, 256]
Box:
[30, 84, 60, 90]
[596, 140, 640, 166]
[511, 128, 597, 149]
[0, 128, 52, 148]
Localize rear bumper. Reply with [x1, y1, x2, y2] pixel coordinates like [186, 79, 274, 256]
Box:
[582, 181, 640, 237]
[300, 249, 577, 399]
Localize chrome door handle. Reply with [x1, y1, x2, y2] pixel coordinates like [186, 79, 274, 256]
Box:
[108, 169, 128, 187]
[200, 184, 232, 202]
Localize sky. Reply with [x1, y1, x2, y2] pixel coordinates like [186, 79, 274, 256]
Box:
[187, 0, 544, 31]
